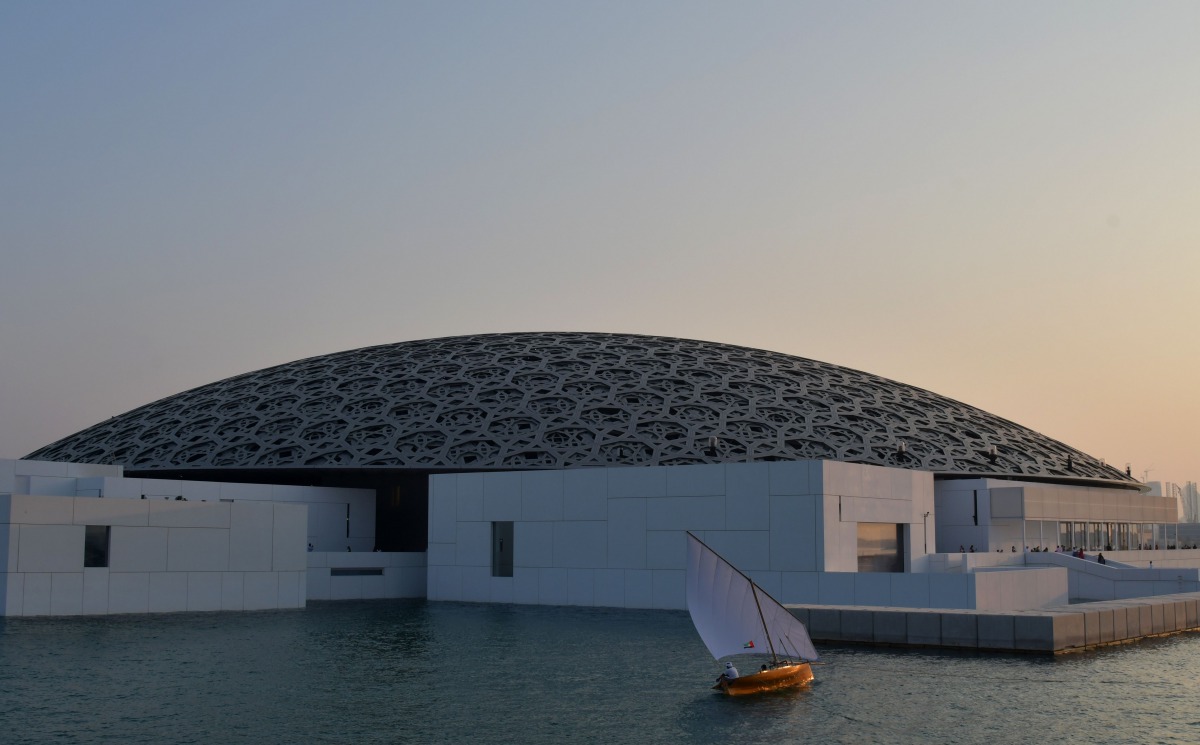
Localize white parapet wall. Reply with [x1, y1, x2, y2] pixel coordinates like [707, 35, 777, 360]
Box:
[785, 565, 1068, 610]
[1024, 551, 1200, 601]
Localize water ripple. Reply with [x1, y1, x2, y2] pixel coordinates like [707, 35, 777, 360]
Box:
[2, 604, 1198, 744]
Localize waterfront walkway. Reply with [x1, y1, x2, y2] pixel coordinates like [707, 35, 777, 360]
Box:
[789, 591, 1200, 653]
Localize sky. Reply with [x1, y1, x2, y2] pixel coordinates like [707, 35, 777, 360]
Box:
[1, 1, 1196, 485]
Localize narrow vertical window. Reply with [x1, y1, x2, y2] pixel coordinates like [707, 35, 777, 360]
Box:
[492, 521, 513, 577]
[84, 525, 111, 568]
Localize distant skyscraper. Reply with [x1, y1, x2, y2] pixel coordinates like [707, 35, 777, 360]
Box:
[1148, 480, 1188, 520]
[1183, 482, 1200, 523]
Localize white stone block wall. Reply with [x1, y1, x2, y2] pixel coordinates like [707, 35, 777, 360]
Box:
[972, 567, 1068, 610]
[0, 460, 374, 554]
[0, 491, 308, 617]
[934, 479, 991, 552]
[1, 459, 123, 497]
[427, 460, 935, 610]
[305, 551, 427, 600]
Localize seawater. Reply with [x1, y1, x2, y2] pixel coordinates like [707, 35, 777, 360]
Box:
[2, 600, 1198, 744]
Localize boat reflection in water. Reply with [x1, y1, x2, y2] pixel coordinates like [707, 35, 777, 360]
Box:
[686, 532, 819, 696]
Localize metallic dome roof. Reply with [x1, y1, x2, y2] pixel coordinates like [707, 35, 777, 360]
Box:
[27, 332, 1135, 485]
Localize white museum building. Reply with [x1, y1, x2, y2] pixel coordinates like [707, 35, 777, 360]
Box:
[5, 333, 1195, 618]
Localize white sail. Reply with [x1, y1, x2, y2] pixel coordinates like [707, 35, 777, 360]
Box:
[686, 532, 819, 663]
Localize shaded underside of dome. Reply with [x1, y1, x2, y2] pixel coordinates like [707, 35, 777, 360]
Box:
[26, 332, 1137, 486]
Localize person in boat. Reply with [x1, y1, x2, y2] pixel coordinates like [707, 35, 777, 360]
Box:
[717, 662, 739, 682]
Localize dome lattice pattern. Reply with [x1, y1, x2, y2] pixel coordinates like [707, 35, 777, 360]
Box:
[27, 332, 1134, 484]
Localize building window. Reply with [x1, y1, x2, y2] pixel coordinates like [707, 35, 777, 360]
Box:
[84, 525, 111, 568]
[492, 521, 513, 577]
[857, 522, 903, 572]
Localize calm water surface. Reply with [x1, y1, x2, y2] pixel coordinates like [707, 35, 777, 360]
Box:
[2, 600, 1198, 744]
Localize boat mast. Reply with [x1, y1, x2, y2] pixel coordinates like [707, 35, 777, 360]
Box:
[749, 584, 778, 664]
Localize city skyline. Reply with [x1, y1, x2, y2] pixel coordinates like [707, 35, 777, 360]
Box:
[1, 2, 1196, 484]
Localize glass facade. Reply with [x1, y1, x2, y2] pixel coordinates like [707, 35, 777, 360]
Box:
[857, 522, 904, 572]
[1035, 519, 1173, 551]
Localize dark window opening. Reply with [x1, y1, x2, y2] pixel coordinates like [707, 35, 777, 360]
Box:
[331, 568, 384, 576]
[492, 521, 513, 577]
[84, 525, 111, 568]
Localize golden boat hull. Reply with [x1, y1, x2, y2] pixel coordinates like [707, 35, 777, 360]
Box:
[714, 662, 814, 696]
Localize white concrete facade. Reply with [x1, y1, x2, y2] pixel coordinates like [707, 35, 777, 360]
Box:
[0, 492, 307, 616]
[426, 460, 966, 609]
[1, 459, 376, 553]
[935, 477, 1178, 553]
[306, 551, 427, 601]
[0, 459, 378, 617]
[11, 455, 1192, 616]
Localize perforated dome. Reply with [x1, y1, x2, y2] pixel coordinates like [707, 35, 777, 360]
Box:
[26, 332, 1135, 485]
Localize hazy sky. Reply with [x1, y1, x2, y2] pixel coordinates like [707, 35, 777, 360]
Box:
[1, 2, 1196, 484]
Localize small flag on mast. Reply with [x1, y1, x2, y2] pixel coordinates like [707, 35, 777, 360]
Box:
[743, 640, 755, 649]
